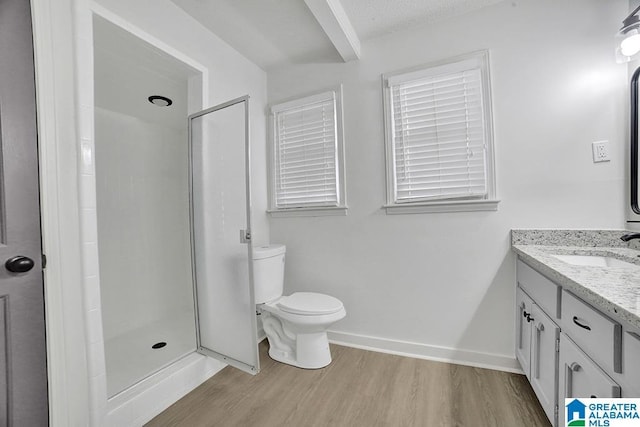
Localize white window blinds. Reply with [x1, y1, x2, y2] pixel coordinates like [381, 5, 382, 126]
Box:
[387, 55, 492, 204]
[272, 91, 340, 209]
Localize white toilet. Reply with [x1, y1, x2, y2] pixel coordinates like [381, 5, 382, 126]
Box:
[253, 244, 346, 369]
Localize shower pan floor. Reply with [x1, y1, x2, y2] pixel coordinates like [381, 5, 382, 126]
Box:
[105, 311, 196, 397]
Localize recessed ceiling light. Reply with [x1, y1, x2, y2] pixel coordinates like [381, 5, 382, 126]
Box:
[148, 95, 173, 107]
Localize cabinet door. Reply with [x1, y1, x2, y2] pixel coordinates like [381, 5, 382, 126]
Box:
[516, 286, 534, 378]
[558, 333, 621, 426]
[530, 304, 559, 426]
[624, 330, 640, 397]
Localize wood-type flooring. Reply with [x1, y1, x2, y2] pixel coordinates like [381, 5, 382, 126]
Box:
[146, 341, 550, 427]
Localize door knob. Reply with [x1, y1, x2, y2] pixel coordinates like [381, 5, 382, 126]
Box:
[5, 256, 35, 273]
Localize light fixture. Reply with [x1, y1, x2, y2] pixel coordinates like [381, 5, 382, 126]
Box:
[148, 95, 173, 107]
[616, 5, 640, 63]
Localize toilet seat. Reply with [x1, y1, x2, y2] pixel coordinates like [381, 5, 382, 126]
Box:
[276, 292, 343, 316]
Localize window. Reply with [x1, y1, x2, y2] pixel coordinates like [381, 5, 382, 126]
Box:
[269, 87, 347, 217]
[383, 51, 498, 214]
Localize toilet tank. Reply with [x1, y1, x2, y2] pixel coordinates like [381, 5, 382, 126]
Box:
[252, 244, 285, 304]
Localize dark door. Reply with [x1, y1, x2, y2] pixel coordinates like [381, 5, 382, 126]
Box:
[0, 0, 49, 425]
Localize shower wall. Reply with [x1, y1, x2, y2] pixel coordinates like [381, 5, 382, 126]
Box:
[95, 107, 193, 341]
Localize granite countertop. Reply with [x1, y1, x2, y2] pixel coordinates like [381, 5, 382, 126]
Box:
[511, 230, 640, 331]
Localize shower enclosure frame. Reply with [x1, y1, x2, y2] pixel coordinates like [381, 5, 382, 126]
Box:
[188, 95, 260, 375]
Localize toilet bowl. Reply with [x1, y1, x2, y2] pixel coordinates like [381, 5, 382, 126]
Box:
[253, 245, 346, 369]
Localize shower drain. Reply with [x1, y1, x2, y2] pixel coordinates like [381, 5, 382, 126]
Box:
[152, 342, 167, 349]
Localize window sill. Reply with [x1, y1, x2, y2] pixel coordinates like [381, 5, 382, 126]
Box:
[384, 199, 500, 215]
[267, 206, 348, 218]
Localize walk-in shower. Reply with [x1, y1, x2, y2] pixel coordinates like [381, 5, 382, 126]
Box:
[92, 12, 262, 403]
[93, 16, 198, 397]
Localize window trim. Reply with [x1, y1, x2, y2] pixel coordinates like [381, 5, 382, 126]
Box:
[382, 50, 499, 214]
[267, 85, 347, 217]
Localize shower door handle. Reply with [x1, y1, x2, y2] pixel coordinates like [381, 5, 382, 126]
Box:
[240, 229, 251, 244]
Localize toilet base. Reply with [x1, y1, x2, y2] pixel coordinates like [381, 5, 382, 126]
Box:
[267, 331, 332, 369]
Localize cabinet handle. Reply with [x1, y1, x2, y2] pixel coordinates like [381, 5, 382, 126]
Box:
[572, 316, 591, 331]
[533, 322, 545, 379]
[523, 310, 534, 322]
[565, 362, 581, 397]
[518, 305, 525, 350]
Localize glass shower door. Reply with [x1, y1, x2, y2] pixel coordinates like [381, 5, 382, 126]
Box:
[189, 96, 259, 374]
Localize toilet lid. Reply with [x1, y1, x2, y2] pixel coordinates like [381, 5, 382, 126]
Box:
[277, 292, 344, 315]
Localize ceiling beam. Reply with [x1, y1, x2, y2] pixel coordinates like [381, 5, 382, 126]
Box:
[304, 0, 361, 62]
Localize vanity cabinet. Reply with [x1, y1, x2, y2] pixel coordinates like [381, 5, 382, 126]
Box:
[515, 258, 639, 427]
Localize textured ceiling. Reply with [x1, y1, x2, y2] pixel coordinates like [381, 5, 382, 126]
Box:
[341, 0, 506, 40]
[171, 0, 506, 70]
[171, 0, 341, 70]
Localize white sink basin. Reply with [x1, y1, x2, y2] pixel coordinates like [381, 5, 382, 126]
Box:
[552, 254, 637, 268]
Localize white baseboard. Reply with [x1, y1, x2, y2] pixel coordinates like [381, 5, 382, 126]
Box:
[328, 330, 522, 374]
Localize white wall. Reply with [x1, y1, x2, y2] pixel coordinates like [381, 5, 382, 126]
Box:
[267, 0, 628, 368]
[95, 107, 193, 340]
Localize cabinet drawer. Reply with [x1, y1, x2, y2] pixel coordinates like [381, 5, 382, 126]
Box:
[558, 333, 620, 427]
[559, 334, 620, 398]
[561, 290, 622, 374]
[517, 259, 560, 319]
[624, 330, 640, 396]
